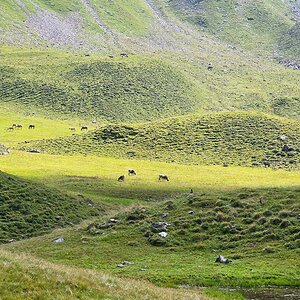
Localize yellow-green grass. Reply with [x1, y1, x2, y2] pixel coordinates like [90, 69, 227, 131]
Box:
[25, 112, 300, 169]
[0, 250, 213, 300]
[0, 106, 96, 147]
[1, 151, 300, 202]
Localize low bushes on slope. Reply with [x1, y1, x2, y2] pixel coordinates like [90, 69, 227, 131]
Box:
[0, 171, 103, 243]
[23, 112, 300, 168]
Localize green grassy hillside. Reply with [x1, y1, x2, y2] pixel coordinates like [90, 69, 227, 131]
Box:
[0, 171, 103, 243]
[166, 0, 300, 61]
[23, 112, 300, 168]
[4, 187, 299, 288]
[0, 48, 203, 122]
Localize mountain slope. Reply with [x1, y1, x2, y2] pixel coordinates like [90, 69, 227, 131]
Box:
[166, 0, 300, 62]
[21, 112, 300, 168]
[0, 171, 103, 243]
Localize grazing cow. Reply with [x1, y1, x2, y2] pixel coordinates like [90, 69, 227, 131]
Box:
[128, 169, 137, 176]
[7, 127, 14, 131]
[81, 126, 88, 131]
[28, 124, 35, 129]
[120, 53, 128, 58]
[69, 127, 76, 131]
[14, 124, 23, 129]
[159, 174, 169, 181]
[118, 175, 125, 182]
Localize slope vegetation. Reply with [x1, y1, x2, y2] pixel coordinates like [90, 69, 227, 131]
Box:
[23, 112, 300, 168]
[0, 171, 103, 243]
[4, 187, 300, 288]
[0, 48, 202, 122]
[166, 0, 300, 62]
[0, 250, 209, 300]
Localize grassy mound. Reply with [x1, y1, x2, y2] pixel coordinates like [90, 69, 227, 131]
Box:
[0, 250, 210, 300]
[0, 171, 103, 243]
[24, 112, 300, 168]
[0, 50, 198, 122]
[5, 187, 300, 288]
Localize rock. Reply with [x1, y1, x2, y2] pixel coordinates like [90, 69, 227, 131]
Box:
[215, 255, 232, 264]
[188, 210, 195, 215]
[207, 63, 213, 70]
[282, 144, 294, 152]
[122, 261, 134, 265]
[162, 213, 169, 218]
[109, 218, 118, 223]
[117, 261, 134, 267]
[278, 135, 287, 141]
[152, 222, 168, 229]
[52, 237, 64, 243]
[8, 239, 16, 243]
[158, 231, 168, 238]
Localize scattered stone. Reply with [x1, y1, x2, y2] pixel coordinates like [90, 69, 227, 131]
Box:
[278, 135, 287, 141]
[158, 231, 168, 238]
[117, 261, 134, 267]
[109, 218, 118, 223]
[152, 222, 169, 229]
[207, 63, 213, 70]
[8, 239, 16, 243]
[188, 210, 195, 215]
[215, 255, 232, 264]
[162, 213, 169, 218]
[52, 237, 64, 243]
[282, 144, 294, 152]
[1, 149, 10, 155]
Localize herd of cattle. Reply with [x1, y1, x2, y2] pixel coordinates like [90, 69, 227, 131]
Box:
[7, 123, 35, 130]
[118, 170, 169, 182]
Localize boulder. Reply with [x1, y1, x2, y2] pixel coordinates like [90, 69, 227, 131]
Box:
[158, 231, 168, 238]
[52, 237, 64, 243]
[215, 255, 232, 264]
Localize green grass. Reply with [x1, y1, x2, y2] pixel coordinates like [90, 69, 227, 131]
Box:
[3, 186, 299, 288]
[166, 0, 297, 59]
[22, 111, 300, 168]
[0, 250, 213, 300]
[1, 46, 300, 123]
[0, 171, 104, 243]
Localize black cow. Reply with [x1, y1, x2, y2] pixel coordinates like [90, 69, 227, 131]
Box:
[118, 175, 125, 182]
[81, 126, 88, 131]
[28, 124, 35, 129]
[159, 174, 169, 181]
[128, 169, 137, 176]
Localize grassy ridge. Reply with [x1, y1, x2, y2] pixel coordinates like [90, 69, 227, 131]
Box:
[23, 112, 300, 168]
[0, 250, 213, 300]
[0, 171, 104, 243]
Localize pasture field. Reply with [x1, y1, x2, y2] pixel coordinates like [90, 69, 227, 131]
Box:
[22, 111, 300, 169]
[1, 99, 300, 299]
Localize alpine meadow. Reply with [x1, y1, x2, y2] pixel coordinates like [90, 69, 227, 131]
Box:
[0, 1, 300, 299]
